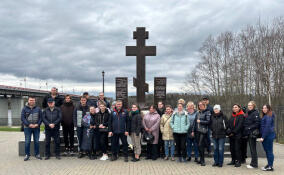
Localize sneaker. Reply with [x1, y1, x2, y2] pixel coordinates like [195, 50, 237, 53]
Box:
[63, 148, 69, 156]
[171, 157, 175, 161]
[212, 163, 219, 167]
[24, 155, 30, 161]
[247, 164, 257, 169]
[35, 154, 42, 160]
[227, 161, 235, 165]
[262, 166, 274, 171]
[164, 156, 169, 160]
[69, 150, 75, 156]
[235, 161, 241, 167]
[100, 155, 108, 161]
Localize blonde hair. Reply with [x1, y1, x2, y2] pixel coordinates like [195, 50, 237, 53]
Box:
[248, 101, 257, 109]
[177, 98, 185, 105]
[186, 101, 196, 109]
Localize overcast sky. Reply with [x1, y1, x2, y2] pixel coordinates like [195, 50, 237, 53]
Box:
[0, 0, 283, 96]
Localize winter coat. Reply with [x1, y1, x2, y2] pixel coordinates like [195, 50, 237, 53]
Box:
[73, 104, 89, 128]
[143, 111, 161, 144]
[243, 109, 261, 136]
[60, 101, 75, 126]
[130, 111, 143, 136]
[108, 108, 130, 134]
[210, 112, 228, 139]
[21, 105, 42, 128]
[160, 113, 174, 140]
[94, 110, 110, 132]
[187, 110, 198, 135]
[194, 109, 211, 134]
[170, 110, 189, 134]
[42, 93, 63, 108]
[261, 113, 275, 139]
[228, 110, 245, 138]
[42, 107, 62, 130]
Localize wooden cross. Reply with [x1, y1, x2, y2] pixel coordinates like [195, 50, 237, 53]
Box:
[126, 27, 156, 107]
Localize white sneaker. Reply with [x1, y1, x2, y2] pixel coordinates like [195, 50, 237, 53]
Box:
[100, 155, 108, 161]
[247, 165, 254, 169]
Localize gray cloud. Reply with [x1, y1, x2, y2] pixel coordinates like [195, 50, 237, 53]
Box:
[0, 0, 284, 92]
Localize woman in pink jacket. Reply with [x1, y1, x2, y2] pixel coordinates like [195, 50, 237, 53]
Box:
[143, 105, 161, 160]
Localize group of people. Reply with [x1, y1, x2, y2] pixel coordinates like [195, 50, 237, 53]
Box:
[21, 87, 276, 172]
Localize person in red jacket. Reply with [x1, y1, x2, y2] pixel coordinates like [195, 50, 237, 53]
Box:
[227, 104, 244, 167]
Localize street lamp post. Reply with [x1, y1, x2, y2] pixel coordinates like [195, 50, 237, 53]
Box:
[102, 71, 105, 93]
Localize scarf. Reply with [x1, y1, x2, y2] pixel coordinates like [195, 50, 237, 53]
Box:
[232, 110, 244, 126]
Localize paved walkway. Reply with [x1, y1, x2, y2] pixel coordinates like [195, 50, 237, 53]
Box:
[0, 131, 284, 175]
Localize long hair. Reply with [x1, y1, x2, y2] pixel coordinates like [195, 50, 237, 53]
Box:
[197, 101, 207, 111]
[262, 104, 273, 117]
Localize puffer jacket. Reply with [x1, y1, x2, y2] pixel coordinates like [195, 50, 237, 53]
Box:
[210, 112, 228, 139]
[42, 107, 62, 130]
[160, 113, 174, 140]
[170, 110, 189, 134]
[243, 109, 261, 136]
[21, 105, 42, 128]
[194, 109, 211, 134]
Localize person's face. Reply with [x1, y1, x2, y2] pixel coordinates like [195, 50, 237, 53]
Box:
[51, 88, 57, 95]
[165, 107, 172, 114]
[65, 96, 71, 103]
[232, 105, 240, 113]
[81, 98, 87, 106]
[158, 102, 164, 109]
[99, 104, 106, 111]
[149, 106, 155, 113]
[199, 103, 205, 110]
[99, 93, 104, 100]
[177, 104, 183, 111]
[90, 107, 96, 114]
[202, 99, 209, 105]
[187, 104, 194, 112]
[248, 102, 254, 111]
[28, 98, 36, 106]
[132, 105, 138, 112]
[116, 102, 122, 109]
[262, 105, 268, 114]
[214, 108, 220, 114]
[48, 102, 55, 108]
[112, 104, 115, 109]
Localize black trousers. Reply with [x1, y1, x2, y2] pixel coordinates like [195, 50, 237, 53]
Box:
[45, 129, 60, 157]
[95, 131, 108, 154]
[173, 133, 187, 158]
[62, 124, 74, 149]
[229, 137, 241, 163]
[248, 136, 258, 167]
[196, 132, 207, 163]
[240, 137, 248, 162]
[111, 133, 128, 157]
[146, 143, 158, 159]
[158, 131, 164, 157]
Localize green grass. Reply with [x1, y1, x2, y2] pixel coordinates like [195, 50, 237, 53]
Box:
[0, 125, 45, 132]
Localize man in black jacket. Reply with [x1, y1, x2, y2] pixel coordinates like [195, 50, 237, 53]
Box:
[42, 87, 63, 108]
[42, 98, 62, 160]
[108, 100, 130, 162]
[97, 92, 110, 109]
[73, 96, 89, 158]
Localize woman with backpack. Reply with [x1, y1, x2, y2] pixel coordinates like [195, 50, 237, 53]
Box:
[170, 103, 189, 163]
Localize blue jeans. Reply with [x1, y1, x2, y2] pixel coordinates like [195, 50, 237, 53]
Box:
[186, 137, 199, 158]
[262, 133, 275, 167]
[164, 140, 175, 157]
[77, 127, 83, 152]
[24, 127, 40, 156]
[212, 138, 225, 165]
